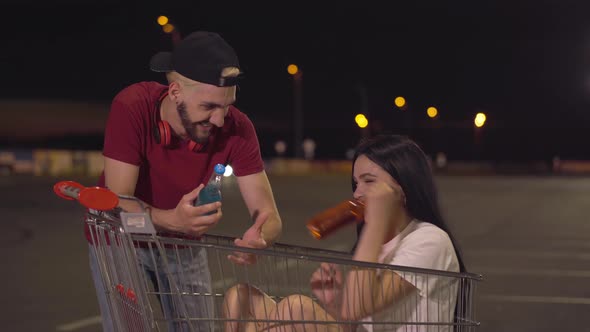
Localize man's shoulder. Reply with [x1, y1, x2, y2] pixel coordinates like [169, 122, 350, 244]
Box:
[223, 105, 255, 133]
[227, 105, 252, 124]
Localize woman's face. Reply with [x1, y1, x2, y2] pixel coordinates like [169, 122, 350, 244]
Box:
[352, 155, 399, 204]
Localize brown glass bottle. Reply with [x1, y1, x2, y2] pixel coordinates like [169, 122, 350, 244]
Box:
[306, 199, 365, 240]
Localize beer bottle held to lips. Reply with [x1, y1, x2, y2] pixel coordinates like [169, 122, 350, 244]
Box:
[306, 199, 365, 239]
[194, 164, 225, 215]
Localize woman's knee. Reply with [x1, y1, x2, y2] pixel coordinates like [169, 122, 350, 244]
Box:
[224, 283, 272, 316]
[276, 294, 318, 321]
[224, 283, 256, 301]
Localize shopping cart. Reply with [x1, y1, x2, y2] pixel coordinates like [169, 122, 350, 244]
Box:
[55, 181, 483, 332]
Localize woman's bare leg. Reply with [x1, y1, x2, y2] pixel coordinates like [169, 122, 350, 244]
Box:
[223, 283, 278, 332]
[266, 294, 343, 332]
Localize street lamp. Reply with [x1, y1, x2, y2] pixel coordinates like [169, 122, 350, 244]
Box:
[287, 64, 299, 75]
[355, 114, 369, 128]
[427, 106, 438, 118]
[288, 64, 303, 158]
[355, 113, 370, 139]
[157, 16, 169, 26]
[474, 112, 486, 127]
[395, 96, 412, 131]
[157, 15, 180, 45]
[427, 106, 440, 156]
[358, 83, 370, 137]
[395, 96, 406, 109]
[473, 112, 487, 157]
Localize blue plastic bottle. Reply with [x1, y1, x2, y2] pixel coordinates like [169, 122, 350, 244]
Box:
[194, 164, 226, 215]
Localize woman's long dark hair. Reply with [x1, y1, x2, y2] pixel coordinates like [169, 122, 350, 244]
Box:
[350, 134, 466, 273]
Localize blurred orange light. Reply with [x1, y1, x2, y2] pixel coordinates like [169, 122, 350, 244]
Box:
[474, 112, 486, 127]
[163, 24, 175, 33]
[427, 106, 438, 118]
[287, 64, 299, 75]
[395, 96, 406, 108]
[355, 114, 368, 128]
[157, 16, 169, 26]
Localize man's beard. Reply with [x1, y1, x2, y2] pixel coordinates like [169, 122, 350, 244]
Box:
[177, 101, 207, 143]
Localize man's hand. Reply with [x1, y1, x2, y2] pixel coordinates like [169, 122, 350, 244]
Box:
[228, 211, 270, 265]
[170, 184, 223, 236]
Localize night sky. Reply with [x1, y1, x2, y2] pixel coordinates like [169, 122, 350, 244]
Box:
[2, 0, 590, 160]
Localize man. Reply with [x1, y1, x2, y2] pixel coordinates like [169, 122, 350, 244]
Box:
[87, 31, 282, 331]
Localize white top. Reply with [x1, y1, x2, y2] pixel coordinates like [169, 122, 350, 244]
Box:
[359, 220, 460, 332]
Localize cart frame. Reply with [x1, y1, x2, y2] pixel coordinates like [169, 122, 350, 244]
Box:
[83, 195, 482, 332]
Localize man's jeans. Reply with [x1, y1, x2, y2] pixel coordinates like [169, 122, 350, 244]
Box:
[89, 243, 214, 331]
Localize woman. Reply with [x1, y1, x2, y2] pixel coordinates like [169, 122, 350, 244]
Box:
[222, 134, 466, 332]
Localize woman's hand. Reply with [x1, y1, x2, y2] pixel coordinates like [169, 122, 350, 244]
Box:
[310, 263, 343, 307]
[354, 179, 407, 260]
[363, 180, 404, 228]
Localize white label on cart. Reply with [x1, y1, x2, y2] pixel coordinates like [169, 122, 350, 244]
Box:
[120, 212, 156, 235]
[127, 215, 145, 227]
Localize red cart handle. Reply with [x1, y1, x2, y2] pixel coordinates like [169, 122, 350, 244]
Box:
[53, 180, 119, 211]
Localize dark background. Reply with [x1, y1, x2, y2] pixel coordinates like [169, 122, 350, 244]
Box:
[2, 0, 590, 161]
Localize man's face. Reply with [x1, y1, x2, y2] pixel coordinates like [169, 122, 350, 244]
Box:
[176, 84, 236, 143]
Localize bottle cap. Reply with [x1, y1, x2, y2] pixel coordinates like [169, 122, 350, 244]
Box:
[214, 163, 226, 175]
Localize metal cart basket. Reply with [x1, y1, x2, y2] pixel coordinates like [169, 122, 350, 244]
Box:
[58, 185, 482, 332]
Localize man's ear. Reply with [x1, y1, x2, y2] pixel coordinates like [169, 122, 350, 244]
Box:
[168, 81, 182, 101]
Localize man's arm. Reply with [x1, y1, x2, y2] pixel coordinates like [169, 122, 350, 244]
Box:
[235, 170, 282, 244]
[104, 157, 220, 236]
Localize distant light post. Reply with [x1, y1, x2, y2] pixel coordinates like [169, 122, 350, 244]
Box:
[157, 15, 180, 45]
[473, 112, 487, 158]
[288, 64, 303, 158]
[355, 113, 370, 138]
[358, 83, 370, 138]
[427, 106, 440, 154]
[395, 96, 412, 131]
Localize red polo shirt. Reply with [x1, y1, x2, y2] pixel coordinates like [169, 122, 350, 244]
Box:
[85, 81, 264, 243]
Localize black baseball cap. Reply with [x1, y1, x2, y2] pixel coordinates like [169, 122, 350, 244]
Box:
[150, 31, 241, 87]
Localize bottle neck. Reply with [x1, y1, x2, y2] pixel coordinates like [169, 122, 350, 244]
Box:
[209, 173, 223, 184]
[349, 199, 365, 220]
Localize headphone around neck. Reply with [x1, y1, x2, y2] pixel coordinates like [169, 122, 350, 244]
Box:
[152, 90, 205, 152]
